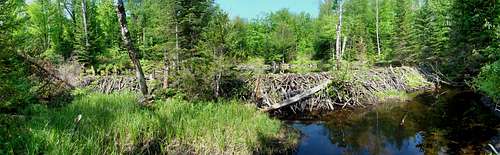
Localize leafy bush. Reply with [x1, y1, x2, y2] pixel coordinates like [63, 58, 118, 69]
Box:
[474, 60, 500, 102]
[0, 56, 35, 113]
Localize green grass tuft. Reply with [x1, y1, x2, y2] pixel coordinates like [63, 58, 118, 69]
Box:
[1, 92, 297, 154]
[403, 68, 432, 89]
[375, 89, 415, 102]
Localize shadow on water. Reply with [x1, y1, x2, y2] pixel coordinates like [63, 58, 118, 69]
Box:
[289, 90, 500, 155]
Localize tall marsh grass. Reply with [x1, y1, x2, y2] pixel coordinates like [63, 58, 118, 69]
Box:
[1, 92, 296, 154]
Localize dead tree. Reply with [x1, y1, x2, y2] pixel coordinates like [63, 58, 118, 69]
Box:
[335, 1, 344, 70]
[341, 36, 347, 57]
[376, 0, 382, 56]
[163, 48, 169, 89]
[116, 0, 149, 97]
[81, 0, 89, 48]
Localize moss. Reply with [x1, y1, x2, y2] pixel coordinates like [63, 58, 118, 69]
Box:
[375, 89, 415, 102]
[404, 71, 430, 89]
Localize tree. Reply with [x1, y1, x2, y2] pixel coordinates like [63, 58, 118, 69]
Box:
[375, 0, 381, 56]
[0, 0, 34, 111]
[314, 0, 337, 61]
[96, 0, 120, 49]
[116, 0, 149, 98]
[173, 0, 214, 71]
[199, 8, 231, 98]
[392, 0, 417, 62]
[73, 0, 101, 67]
[335, 0, 343, 70]
[414, 0, 450, 64]
[445, 0, 498, 80]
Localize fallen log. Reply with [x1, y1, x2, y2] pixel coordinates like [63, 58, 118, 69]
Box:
[264, 79, 332, 111]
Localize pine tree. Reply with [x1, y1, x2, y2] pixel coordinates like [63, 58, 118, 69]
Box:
[74, 0, 100, 66]
[392, 0, 416, 62]
[446, 0, 497, 80]
[0, 0, 34, 111]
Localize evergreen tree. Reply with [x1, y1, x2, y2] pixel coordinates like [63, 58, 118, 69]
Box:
[74, 0, 101, 67]
[392, 0, 416, 62]
[445, 0, 498, 80]
[0, 0, 34, 111]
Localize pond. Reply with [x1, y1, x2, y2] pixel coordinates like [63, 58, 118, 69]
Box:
[288, 90, 500, 155]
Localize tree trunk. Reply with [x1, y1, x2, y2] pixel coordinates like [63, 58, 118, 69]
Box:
[214, 71, 221, 98]
[81, 0, 89, 48]
[335, 2, 343, 70]
[116, 0, 149, 97]
[341, 36, 347, 57]
[174, 21, 180, 72]
[376, 0, 382, 56]
[163, 49, 169, 89]
[143, 27, 147, 48]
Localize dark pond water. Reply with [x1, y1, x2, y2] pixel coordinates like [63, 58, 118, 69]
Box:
[289, 91, 500, 155]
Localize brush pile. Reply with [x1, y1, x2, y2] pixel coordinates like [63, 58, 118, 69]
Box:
[251, 66, 434, 113]
[81, 75, 158, 94]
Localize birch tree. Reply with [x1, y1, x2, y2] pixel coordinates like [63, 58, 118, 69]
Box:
[376, 0, 381, 56]
[335, 0, 343, 70]
[116, 0, 149, 98]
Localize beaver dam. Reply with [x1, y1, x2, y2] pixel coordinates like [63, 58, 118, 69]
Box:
[250, 66, 435, 114]
[81, 66, 436, 114]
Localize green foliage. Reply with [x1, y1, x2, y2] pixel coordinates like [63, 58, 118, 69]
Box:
[403, 69, 432, 89]
[374, 89, 412, 101]
[74, 0, 102, 66]
[1, 92, 295, 154]
[474, 60, 500, 102]
[0, 0, 35, 112]
[443, 0, 498, 80]
[391, 0, 417, 62]
[96, 0, 120, 49]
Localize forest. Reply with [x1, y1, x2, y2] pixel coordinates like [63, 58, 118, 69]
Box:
[1, 0, 499, 154]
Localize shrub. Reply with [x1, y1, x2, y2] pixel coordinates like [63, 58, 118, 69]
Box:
[474, 60, 500, 102]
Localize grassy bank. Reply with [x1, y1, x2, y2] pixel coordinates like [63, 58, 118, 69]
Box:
[1, 92, 297, 154]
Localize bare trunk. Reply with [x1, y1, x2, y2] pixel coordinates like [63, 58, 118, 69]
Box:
[163, 49, 169, 89]
[335, 2, 343, 70]
[174, 22, 180, 72]
[214, 72, 221, 98]
[63, 1, 75, 22]
[341, 36, 347, 57]
[81, 0, 89, 48]
[376, 0, 381, 56]
[116, 0, 149, 97]
[143, 27, 147, 48]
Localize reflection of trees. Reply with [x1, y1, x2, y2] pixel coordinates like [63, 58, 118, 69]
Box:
[323, 91, 500, 154]
[415, 92, 500, 154]
[325, 105, 419, 154]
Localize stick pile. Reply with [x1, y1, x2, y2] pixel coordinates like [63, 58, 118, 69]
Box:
[82, 75, 158, 94]
[250, 66, 434, 114]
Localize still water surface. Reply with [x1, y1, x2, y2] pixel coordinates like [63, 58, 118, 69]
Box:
[290, 91, 500, 155]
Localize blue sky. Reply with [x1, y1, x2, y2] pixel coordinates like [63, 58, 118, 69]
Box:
[214, 0, 321, 20]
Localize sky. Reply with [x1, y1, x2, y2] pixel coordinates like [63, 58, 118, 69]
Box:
[214, 0, 321, 20]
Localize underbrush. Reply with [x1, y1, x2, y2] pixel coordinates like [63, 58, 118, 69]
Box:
[474, 60, 500, 103]
[1, 92, 297, 154]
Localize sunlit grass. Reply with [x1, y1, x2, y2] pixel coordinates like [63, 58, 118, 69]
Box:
[2, 92, 296, 154]
[375, 89, 415, 102]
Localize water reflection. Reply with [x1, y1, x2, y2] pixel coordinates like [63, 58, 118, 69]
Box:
[291, 91, 500, 155]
